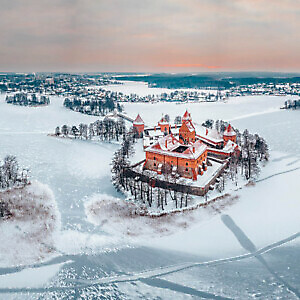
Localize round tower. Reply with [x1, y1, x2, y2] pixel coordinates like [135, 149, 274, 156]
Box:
[223, 124, 236, 143]
[182, 110, 192, 121]
[158, 117, 170, 134]
[133, 114, 144, 137]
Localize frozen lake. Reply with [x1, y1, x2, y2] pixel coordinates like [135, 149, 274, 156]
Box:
[0, 83, 299, 299]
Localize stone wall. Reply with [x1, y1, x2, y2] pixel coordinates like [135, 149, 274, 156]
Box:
[124, 158, 229, 196]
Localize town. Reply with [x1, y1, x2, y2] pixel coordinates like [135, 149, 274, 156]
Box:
[1, 73, 300, 113]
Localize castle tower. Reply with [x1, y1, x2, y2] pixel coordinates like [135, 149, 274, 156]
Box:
[179, 110, 195, 144]
[223, 124, 236, 143]
[133, 114, 144, 137]
[158, 117, 170, 134]
[182, 110, 192, 121]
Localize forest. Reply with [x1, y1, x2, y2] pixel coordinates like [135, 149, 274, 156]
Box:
[116, 73, 300, 89]
[6, 93, 50, 106]
[55, 117, 126, 142]
[284, 99, 300, 109]
[63, 95, 122, 116]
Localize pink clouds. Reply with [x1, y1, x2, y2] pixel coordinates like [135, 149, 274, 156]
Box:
[0, 0, 299, 72]
[160, 63, 221, 69]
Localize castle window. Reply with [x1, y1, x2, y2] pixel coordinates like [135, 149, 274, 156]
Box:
[185, 168, 188, 171]
[186, 162, 188, 166]
[154, 157, 156, 160]
[154, 163, 156, 167]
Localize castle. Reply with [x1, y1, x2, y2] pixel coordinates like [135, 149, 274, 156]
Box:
[133, 111, 240, 181]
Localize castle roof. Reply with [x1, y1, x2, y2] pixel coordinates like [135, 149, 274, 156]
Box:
[184, 120, 195, 132]
[146, 134, 207, 160]
[223, 140, 241, 153]
[223, 124, 236, 137]
[158, 117, 169, 126]
[182, 110, 192, 121]
[196, 126, 223, 146]
[133, 114, 144, 125]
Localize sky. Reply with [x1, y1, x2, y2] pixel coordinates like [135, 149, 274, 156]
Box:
[0, 0, 299, 73]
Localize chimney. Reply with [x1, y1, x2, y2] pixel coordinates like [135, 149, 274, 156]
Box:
[154, 126, 156, 131]
[193, 146, 195, 153]
[165, 139, 168, 148]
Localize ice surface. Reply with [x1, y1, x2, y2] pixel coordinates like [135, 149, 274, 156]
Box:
[0, 82, 299, 299]
[0, 262, 71, 289]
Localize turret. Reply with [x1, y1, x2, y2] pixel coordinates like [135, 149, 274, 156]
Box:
[133, 114, 144, 137]
[158, 117, 170, 134]
[179, 110, 195, 143]
[223, 124, 236, 143]
[182, 110, 192, 121]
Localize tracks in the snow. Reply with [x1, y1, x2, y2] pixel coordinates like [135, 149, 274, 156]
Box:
[0, 230, 298, 295]
[256, 166, 300, 183]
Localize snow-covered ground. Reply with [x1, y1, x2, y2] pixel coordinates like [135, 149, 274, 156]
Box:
[102, 80, 218, 97]
[0, 181, 61, 267]
[0, 81, 299, 299]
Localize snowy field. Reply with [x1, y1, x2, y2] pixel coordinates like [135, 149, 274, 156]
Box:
[102, 80, 218, 96]
[0, 82, 299, 299]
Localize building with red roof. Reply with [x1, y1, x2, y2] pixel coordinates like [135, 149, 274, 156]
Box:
[133, 114, 144, 137]
[158, 117, 170, 133]
[144, 134, 208, 181]
[179, 110, 196, 144]
[141, 110, 240, 180]
[223, 124, 237, 143]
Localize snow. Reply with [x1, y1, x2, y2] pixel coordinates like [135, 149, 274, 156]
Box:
[0, 81, 300, 298]
[223, 140, 240, 152]
[84, 193, 212, 239]
[223, 124, 236, 137]
[122, 94, 298, 130]
[129, 140, 146, 165]
[102, 81, 218, 97]
[197, 126, 223, 144]
[0, 181, 61, 267]
[143, 152, 300, 258]
[0, 261, 71, 289]
[191, 160, 224, 187]
[147, 134, 207, 160]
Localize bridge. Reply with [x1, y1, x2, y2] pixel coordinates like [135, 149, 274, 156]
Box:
[105, 110, 135, 123]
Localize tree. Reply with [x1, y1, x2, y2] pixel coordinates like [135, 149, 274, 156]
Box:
[202, 119, 214, 129]
[174, 116, 182, 125]
[55, 126, 60, 136]
[3, 155, 19, 185]
[164, 114, 170, 123]
[61, 125, 69, 136]
[71, 126, 79, 138]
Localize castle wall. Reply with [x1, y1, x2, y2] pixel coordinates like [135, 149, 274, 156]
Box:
[145, 150, 208, 180]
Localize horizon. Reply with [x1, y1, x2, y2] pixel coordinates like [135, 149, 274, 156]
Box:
[1, 71, 300, 77]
